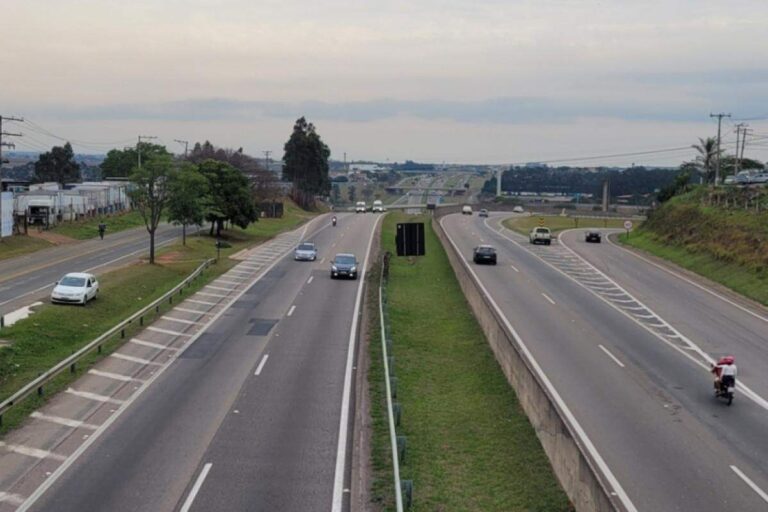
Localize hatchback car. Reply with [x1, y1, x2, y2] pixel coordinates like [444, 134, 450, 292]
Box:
[478, 209, 489, 217]
[461, 205, 473, 215]
[513, 206, 524, 213]
[473, 245, 497, 265]
[585, 231, 602, 243]
[330, 253, 359, 279]
[51, 272, 99, 305]
[294, 242, 318, 261]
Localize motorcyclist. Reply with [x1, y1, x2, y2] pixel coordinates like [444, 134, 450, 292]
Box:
[711, 356, 737, 394]
[332, 216, 337, 227]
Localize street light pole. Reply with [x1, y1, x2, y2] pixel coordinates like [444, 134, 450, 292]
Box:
[137, 135, 158, 169]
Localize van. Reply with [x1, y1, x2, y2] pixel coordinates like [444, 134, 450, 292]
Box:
[355, 201, 366, 213]
[372, 200, 384, 213]
[461, 205, 472, 215]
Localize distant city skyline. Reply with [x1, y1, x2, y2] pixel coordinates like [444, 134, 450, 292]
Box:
[3, 0, 768, 166]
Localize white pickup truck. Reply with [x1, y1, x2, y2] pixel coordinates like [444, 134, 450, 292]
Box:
[529, 227, 552, 245]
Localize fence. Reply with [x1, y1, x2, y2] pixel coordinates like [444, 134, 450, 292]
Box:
[0, 258, 214, 426]
[379, 252, 414, 510]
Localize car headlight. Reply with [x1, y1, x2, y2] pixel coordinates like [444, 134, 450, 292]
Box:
[350, 266, 357, 272]
[332, 265, 338, 271]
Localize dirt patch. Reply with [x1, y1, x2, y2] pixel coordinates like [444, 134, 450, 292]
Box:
[155, 251, 185, 263]
[26, 230, 76, 246]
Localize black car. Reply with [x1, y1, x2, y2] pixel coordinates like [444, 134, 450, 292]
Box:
[473, 245, 497, 265]
[585, 231, 602, 243]
[330, 253, 359, 279]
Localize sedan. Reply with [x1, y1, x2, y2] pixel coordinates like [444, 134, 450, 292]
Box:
[330, 253, 359, 279]
[478, 209, 489, 218]
[51, 272, 99, 305]
[472, 245, 497, 265]
[294, 242, 318, 261]
[585, 231, 602, 243]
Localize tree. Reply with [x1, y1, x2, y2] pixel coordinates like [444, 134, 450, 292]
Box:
[101, 143, 169, 178]
[198, 159, 259, 237]
[348, 184, 356, 203]
[332, 183, 341, 203]
[361, 186, 374, 201]
[129, 154, 177, 264]
[657, 163, 696, 202]
[282, 117, 331, 207]
[692, 137, 720, 184]
[34, 142, 80, 187]
[167, 164, 209, 245]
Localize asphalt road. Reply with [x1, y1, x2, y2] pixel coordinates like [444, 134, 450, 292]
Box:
[23, 212, 381, 512]
[0, 223, 191, 317]
[443, 213, 768, 512]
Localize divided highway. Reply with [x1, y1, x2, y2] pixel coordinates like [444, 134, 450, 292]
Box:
[6, 213, 380, 512]
[442, 213, 768, 512]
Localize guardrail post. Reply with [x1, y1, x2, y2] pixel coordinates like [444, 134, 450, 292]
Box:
[0, 315, 4, 328]
[388, 356, 395, 374]
[386, 338, 393, 353]
[97, 344, 102, 354]
[397, 435, 407, 463]
[401, 480, 414, 509]
[169, 295, 173, 305]
[70, 363, 76, 374]
[156, 305, 160, 314]
[120, 328, 125, 339]
[140, 316, 144, 326]
[390, 376, 398, 398]
[393, 402, 402, 426]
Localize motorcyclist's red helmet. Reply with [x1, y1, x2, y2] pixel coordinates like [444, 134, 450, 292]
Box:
[718, 356, 735, 365]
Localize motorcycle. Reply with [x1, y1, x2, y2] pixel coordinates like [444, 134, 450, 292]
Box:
[332, 216, 337, 227]
[715, 377, 735, 406]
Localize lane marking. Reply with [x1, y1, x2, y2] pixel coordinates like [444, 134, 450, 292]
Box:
[541, 293, 556, 305]
[205, 285, 233, 292]
[228, 270, 253, 276]
[173, 307, 212, 315]
[510, 264, 519, 272]
[254, 354, 269, 376]
[65, 388, 124, 404]
[180, 463, 213, 512]
[287, 305, 296, 317]
[598, 345, 626, 368]
[161, 316, 202, 326]
[0, 492, 24, 506]
[332, 214, 384, 512]
[147, 326, 191, 337]
[111, 353, 164, 366]
[196, 291, 228, 298]
[730, 465, 768, 504]
[130, 338, 177, 351]
[31, 412, 99, 430]
[442, 216, 639, 512]
[307, 275, 314, 284]
[186, 299, 219, 306]
[0, 442, 67, 462]
[88, 369, 141, 383]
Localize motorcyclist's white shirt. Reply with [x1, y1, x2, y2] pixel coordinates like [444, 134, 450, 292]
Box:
[720, 364, 737, 377]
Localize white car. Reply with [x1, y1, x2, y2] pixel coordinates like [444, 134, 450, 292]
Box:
[462, 205, 473, 215]
[513, 206, 524, 213]
[294, 242, 318, 261]
[372, 200, 385, 213]
[51, 272, 99, 305]
[355, 201, 367, 213]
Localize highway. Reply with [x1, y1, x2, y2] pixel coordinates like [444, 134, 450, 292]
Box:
[0, 223, 193, 317]
[442, 212, 768, 512]
[0, 212, 380, 512]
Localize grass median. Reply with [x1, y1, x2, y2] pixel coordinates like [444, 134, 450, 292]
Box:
[0, 202, 315, 434]
[369, 212, 571, 511]
[503, 215, 631, 236]
[0, 236, 53, 262]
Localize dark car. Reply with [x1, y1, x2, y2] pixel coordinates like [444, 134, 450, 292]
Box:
[585, 231, 602, 243]
[478, 208, 489, 217]
[330, 253, 359, 279]
[473, 245, 497, 265]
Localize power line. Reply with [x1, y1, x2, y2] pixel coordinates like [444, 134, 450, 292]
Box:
[174, 139, 189, 158]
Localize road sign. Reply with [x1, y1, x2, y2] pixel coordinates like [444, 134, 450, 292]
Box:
[624, 220, 633, 230]
[538, 217, 545, 226]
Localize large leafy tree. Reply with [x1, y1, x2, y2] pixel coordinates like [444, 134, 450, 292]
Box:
[167, 164, 209, 246]
[34, 142, 81, 187]
[101, 143, 169, 178]
[282, 117, 331, 207]
[129, 154, 177, 264]
[198, 159, 259, 237]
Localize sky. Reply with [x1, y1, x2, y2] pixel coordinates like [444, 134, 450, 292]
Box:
[3, 0, 768, 166]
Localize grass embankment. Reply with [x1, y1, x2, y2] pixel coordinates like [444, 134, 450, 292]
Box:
[0, 200, 314, 434]
[369, 212, 570, 511]
[50, 210, 147, 240]
[503, 215, 630, 236]
[620, 188, 768, 306]
[0, 236, 53, 261]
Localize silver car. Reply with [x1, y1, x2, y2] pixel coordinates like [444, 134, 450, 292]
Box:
[294, 242, 318, 261]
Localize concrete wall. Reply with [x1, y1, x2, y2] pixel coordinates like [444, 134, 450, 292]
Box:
[432, 216, 622, 512]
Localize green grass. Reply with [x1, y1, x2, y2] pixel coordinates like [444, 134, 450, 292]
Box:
[0, 236, 53, 261]
[503, 215, 633, 235]
[50, 210, 148, 240]
[369, 212, 571, 511]
[0, 201, 315, 434]
[620, 230, 768, 306]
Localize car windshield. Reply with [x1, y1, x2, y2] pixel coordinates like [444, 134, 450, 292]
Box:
[536, 228, 549, 233]
[477, 247, 495, 254]
[334, 255, 356, 265]
[297, 244, 315, 251]
[60, 276, 86, 287]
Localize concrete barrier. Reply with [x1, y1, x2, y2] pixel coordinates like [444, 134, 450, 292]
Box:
[432, 216, 626, 512]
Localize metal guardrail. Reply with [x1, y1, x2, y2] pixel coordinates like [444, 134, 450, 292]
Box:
[0, 258, 215, 425]
[379, 252, 413, 510]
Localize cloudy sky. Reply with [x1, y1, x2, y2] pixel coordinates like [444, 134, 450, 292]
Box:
[3, 0, 768, 165]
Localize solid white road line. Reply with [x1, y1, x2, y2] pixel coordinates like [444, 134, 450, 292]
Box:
[509, 264, 519, 272]
[730, 465, 768, 504]
[180, 463, 213, 512]
[186, 299, 219, 306]
[541, 293, 556, 305]
[332, 214, 383, 512]
[65, 388, 124, 404]
[147, 326, 191, 337]
[88, 369, 141, 383]
[161, 315, 202, 326]
[197, 291, 228, 298]
[111, 353, 164, 366]
[287, 305, 296, 317]
[0, 442, 67, 462]
[130, 338, 177, 351]
[254, 354, 269, 376]
[598, 345, 626, 368]
[0, 492, 25, 505]
[31, 412, 99, 430]
[307, 275, 314, 284]
[174, 307, 211, 315]
[205, 285, 233, 292]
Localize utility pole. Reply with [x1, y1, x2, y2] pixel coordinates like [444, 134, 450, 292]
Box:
[496, 167, 502, 197]
[0, 116, 24, 185]
[263, 150, 272, 171]
[174, 139, 189, 158]
[741, 126, 752, 164]
[710, 112, 731, 184]
[734, 123, 744, 176]
[137, 135, 158, 169]
[344, 152, 347, 173]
